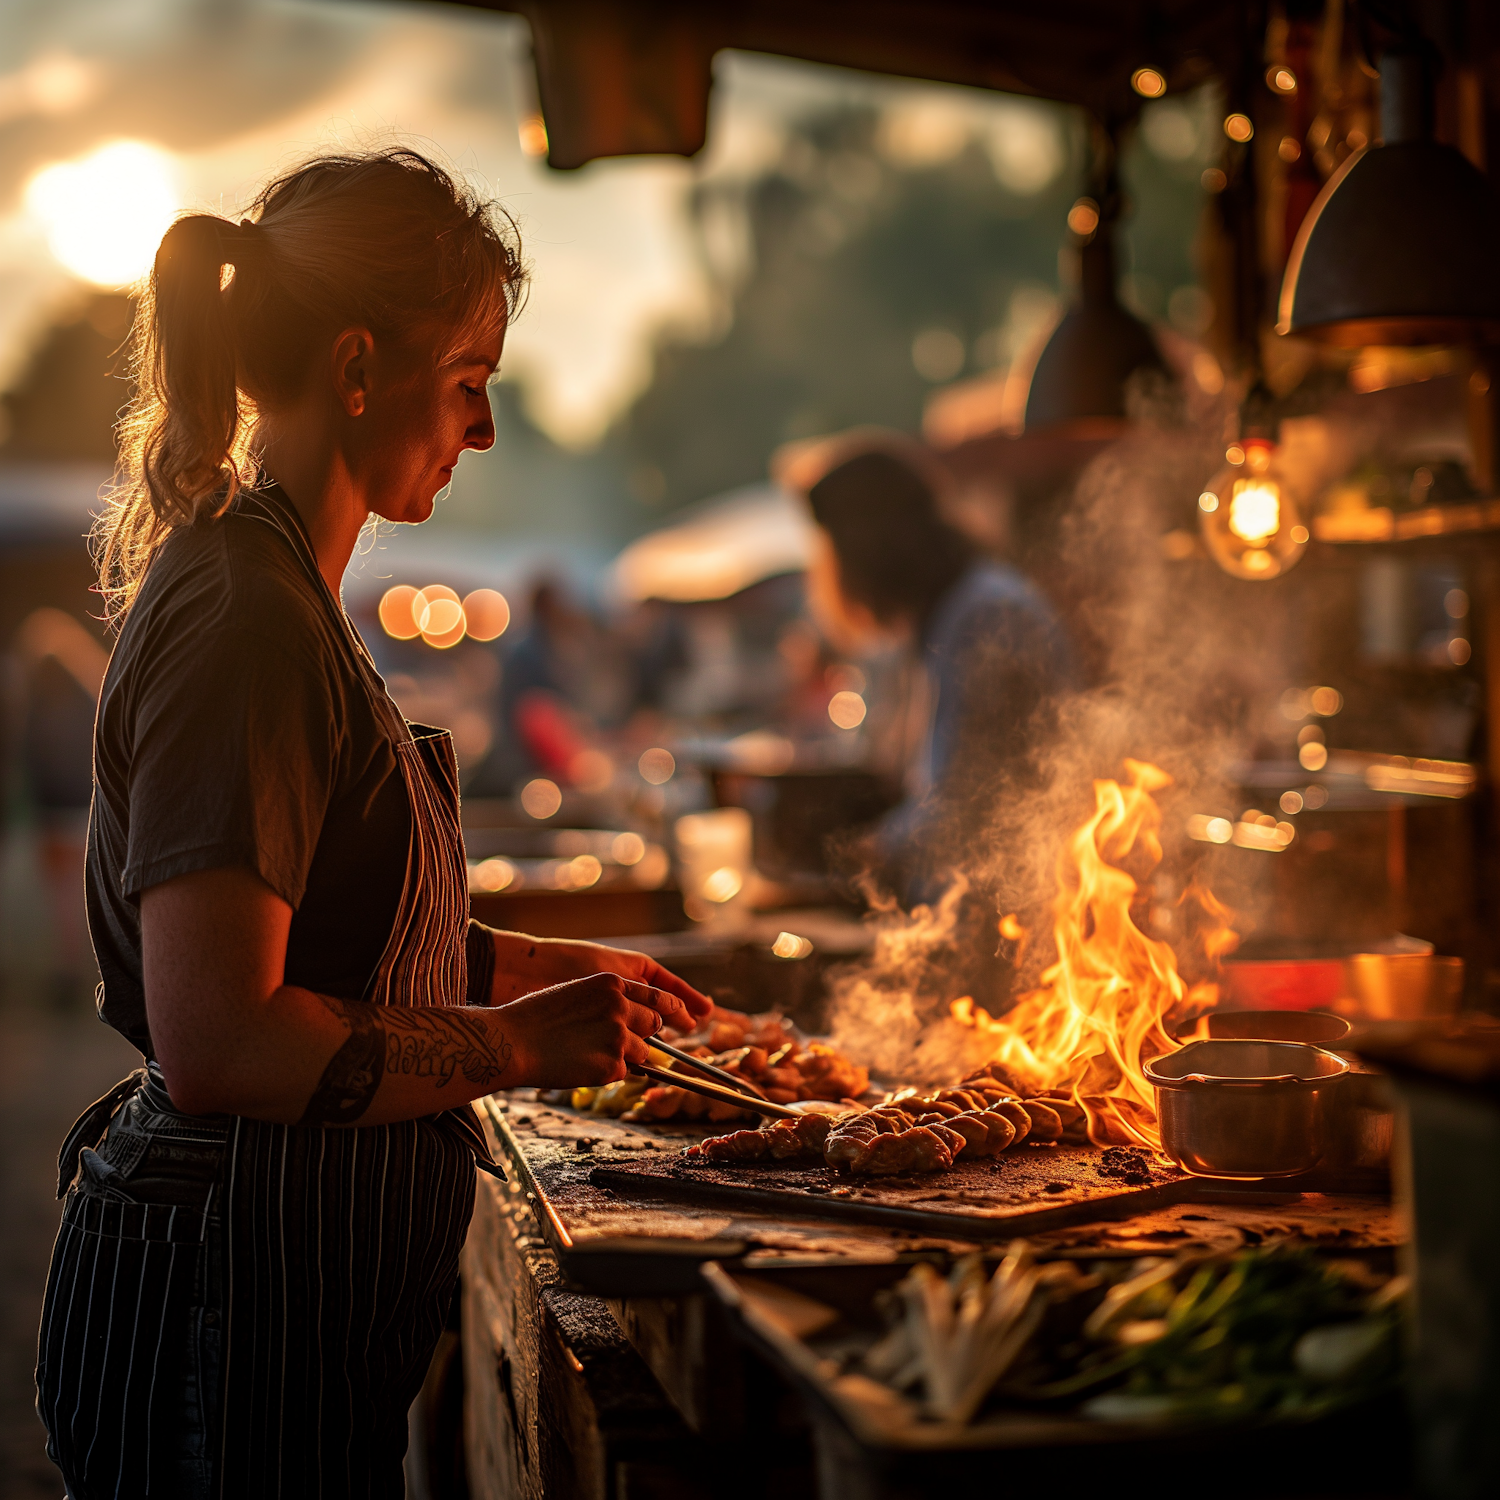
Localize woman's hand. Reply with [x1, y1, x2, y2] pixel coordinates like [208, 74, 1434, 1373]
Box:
[487, 930, 712, 1024]
[498, 971, 686, 1087]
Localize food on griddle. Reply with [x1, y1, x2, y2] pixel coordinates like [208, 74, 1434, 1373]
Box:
[823, 1106, 914, 1168]
[683, 1075, 1080, 1176]
[687, 1128, 772, 1161]
[684, 1111, 835, 1163]
[789, 1040, 870, 1101]
[561, 1006, 869, 1123]
[1019, 1100, 1064, 1142]
[853, 1126, 956, 1175]
[765, 1112, 836, 1157]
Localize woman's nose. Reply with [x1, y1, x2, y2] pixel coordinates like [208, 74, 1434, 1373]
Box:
[466, 406, 496, 453]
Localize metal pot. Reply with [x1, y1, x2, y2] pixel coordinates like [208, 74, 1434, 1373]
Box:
[1144, 1039, 1350, 1180]
[1336, 953, 1464, 1021]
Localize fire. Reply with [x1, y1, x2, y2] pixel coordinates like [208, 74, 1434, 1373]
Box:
[951, 759, 1231, 1153]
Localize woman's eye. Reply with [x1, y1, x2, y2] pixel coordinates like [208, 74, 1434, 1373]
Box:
[461, 383, 482, 398]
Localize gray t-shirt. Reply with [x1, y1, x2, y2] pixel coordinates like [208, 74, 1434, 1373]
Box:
[87, 488, 412, 1058]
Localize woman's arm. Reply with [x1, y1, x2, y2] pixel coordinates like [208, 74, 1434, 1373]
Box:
[142, 866, 691, 1125]
[479, 927, 713, 1018]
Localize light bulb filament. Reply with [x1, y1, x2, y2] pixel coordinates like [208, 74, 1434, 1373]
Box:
[1228, 479, 1281, 544]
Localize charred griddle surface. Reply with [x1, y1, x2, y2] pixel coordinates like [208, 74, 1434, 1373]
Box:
[589, 1141, 1198, 1242]
[488, 1097, 1400, 1277]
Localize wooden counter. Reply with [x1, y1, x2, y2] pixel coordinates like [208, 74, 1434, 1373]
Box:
[456, 1094, 1401, 1497]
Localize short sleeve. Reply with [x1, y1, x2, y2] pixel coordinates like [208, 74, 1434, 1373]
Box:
[121, 627, 338, 908]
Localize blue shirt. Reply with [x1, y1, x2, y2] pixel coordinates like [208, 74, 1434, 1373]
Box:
[878, 560, 1077, 898]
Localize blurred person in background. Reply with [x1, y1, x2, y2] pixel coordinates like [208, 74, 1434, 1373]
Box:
[38, 147, 709, 1499]
[792, 438, 1078, 906]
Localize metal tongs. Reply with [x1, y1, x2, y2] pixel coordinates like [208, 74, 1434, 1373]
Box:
[630, 1037, 799, 1119]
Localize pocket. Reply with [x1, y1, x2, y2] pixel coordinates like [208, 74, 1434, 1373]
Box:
[75, 1145, 138, 1204]
[39, 1197, 211, 1496]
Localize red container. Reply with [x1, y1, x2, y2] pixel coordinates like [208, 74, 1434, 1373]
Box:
[1221, 958, 1346, 1012]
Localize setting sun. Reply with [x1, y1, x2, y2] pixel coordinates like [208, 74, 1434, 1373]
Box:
[25, 140, 180, 288]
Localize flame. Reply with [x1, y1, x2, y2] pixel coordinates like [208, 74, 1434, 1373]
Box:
[950, 760, 1233, 1153]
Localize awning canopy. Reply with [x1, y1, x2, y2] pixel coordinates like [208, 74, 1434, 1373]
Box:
[433, 0, 1244, 168]
[611, 484, 813, 603]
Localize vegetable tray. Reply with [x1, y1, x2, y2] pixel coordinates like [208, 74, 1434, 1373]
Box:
[700, 1257, 1412, 1500]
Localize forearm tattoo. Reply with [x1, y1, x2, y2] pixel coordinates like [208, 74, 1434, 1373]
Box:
[298, 997, 515, 1127]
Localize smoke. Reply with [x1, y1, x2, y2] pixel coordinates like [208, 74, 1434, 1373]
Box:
[826, 407, 1293, 1081]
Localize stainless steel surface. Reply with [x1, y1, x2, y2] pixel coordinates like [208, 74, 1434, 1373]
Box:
[1337, 953, 1465, 1021]
[1145, 1040, 1350, 1180]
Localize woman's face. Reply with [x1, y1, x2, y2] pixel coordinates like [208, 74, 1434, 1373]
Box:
[354, 325, 504, 526]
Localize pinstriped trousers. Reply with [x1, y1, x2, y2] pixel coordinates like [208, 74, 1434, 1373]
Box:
[37, 1076, 476, 1498]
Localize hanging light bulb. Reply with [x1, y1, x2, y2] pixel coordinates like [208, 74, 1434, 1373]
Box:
[1198, 438, 1308, 580]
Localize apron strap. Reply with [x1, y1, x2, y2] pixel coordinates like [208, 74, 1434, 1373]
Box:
[57, 1069, 148, 1198]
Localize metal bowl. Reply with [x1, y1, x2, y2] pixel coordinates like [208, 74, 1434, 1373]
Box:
[1144, 1040, 1350, 1180]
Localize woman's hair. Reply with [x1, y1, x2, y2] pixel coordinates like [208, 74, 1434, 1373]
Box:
[806, 448, 975, 629]
[95, 146, 527, 624]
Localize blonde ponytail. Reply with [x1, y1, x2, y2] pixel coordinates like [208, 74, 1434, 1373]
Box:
[95, 148, 525, 626]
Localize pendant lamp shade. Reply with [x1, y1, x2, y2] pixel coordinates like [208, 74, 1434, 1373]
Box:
[1023, 228, 1165, 432]
[1278, 51, 1500, 346]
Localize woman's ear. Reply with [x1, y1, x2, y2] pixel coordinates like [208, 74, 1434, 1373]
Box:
[330, 327, 374, 417]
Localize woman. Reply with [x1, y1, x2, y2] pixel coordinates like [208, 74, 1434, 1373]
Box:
[37, 148, 710, 1499]
[799, 441, 1078, 903]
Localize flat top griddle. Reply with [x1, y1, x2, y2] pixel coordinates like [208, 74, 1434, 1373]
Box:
[591, 1141, 1197, 1242]
[484, 1095, 1399, 1294]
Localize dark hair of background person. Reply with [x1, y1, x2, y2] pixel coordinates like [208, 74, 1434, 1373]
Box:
[807, 448, 975, 630]
[95, 146, 528, 626]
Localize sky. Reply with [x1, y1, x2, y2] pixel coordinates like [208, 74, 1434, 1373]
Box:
[0, 0, 1094, 449]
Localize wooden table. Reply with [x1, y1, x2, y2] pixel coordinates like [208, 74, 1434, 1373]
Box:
[455, 1094, 1401, 1498]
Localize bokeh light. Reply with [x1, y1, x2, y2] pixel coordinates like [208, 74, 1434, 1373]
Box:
[611, 832, 646, 865]
[828, 690, 867, 729]
[1299, 742, 1329, 771]
[1130, 67, 1166, 98]
[25, 140, 180, 287]
[1187, 814, 1233, 844]
[638, 747, 676, 784]
[415, 584, 464, 648]
[1066, 198, 1100, 237]
[520, 778, 562, 819]
[702, 866, 743, 903]
[772, 930, 815, 960]
[379, 585, 422, 640]
[471, 857, 515, 892]
[463, 588, 511, 640]
[1224, 113, 1254, 143]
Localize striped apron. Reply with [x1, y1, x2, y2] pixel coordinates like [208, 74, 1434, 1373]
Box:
[37, 491, 494, 1498]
